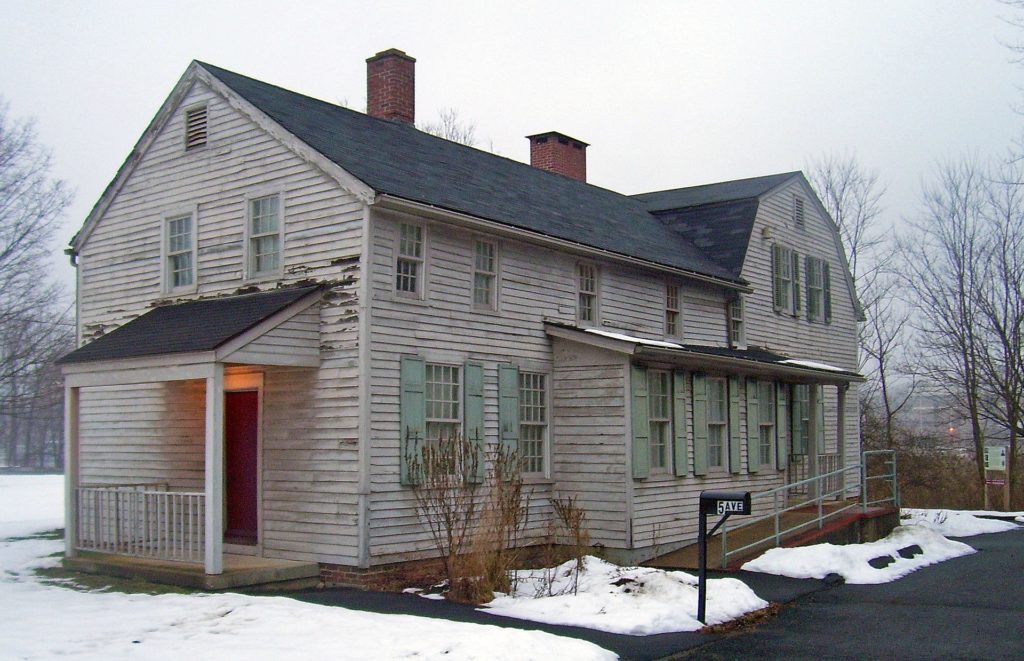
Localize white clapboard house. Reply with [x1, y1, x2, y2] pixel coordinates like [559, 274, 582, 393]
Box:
[59, 49, 870, 588]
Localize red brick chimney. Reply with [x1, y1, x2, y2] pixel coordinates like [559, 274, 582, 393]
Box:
[366, 48, 415, 124]
[527, 131, 589, 182]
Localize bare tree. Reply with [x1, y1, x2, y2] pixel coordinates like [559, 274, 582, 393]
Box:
[808, 153, 912, 446]
[419, 108, 478, 147]
[900, 160, 989, 491]
[0, 98, 73, 468]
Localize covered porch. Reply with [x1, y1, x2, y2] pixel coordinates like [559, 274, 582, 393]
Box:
[59, 287, 322, 579]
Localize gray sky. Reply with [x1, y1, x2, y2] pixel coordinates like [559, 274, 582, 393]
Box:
[1, 0, 1020, 288]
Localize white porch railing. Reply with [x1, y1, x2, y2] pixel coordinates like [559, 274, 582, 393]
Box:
[77, 485, 206, 562]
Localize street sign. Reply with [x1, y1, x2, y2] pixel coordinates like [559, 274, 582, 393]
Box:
[984, 446, 1007, 471]
[697, 490, 752, 624]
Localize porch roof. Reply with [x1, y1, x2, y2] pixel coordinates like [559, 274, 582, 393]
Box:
[58, 286, 321, 365]
[544, 321, 864, 385]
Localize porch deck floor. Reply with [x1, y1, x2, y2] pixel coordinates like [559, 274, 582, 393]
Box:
[64, 551, 320, 591]
[647, 500, 868, 571]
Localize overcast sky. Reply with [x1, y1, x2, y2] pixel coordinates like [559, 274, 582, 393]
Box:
[1, 1, 1021, 288]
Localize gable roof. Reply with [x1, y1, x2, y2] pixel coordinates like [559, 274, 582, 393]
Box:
[632, 172, 802, 279]
[194, 62, 741, 285]
[58, 286, 320, 364]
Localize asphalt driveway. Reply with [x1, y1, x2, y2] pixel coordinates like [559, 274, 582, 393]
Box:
[680, 525, 1024, 660]
[282, 526, 1024, 660]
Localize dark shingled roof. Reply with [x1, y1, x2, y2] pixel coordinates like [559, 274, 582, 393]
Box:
[632, 172, 802, 279]
[197, 62, 740, 284]
[58, 286, 319, 364]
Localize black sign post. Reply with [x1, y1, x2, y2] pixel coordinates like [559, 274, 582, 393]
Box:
[697, 490, 752, 624]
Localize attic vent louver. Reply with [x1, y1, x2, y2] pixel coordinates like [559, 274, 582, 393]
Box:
[185, 105, 208, 150]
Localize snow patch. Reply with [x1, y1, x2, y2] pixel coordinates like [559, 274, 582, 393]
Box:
[583, 328, 684, 349]
[778, 358, 847, 372]
[741, 525, 975, 584]
[902, 508, 1020, 537]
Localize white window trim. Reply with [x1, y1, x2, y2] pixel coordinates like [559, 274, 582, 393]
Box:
[665, 283, 682, 340]
[576, 261, 600, 326]
[471, 237, 499, 312]
[395, 221, 427, 300]
[806, 256, 824, 323]
[707, 376, 729, 473]
[425, 362, 462, 442]
[243, 190, 285, 281]
[728, 295, 746, 349]
[160, 204, 198, 295]
[648, 369, 671, 474]
[518, 370, 550, 478]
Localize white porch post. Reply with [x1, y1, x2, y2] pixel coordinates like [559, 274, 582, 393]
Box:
[63, 385, 80, 558]
[808, 384, 820, 500]
[204, 363, 225, 575]
[837, 384, 848, 495]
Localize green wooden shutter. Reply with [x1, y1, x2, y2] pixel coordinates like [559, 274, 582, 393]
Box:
[672, 370, 689, 477]
[772, 244, 783, 312]
[464, 362, 485, 483]
[805, 255, 813, 319]
[630, 365, 650, 479]
[729, 376, 741, 474]
[400, 356, 426, 485]
[823, 262, 833, 323]
[498, 365, 520, 460]
[746, 378, 760, 473]
[816, 385, 826, 455]
[792, 251, 802, 316]
[791, 385, 807, 455]
[776, 383, 788, 470]
[692, 373, 708, 476]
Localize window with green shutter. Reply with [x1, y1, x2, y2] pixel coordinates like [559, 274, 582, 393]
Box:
[692, 373, 709, 476]
[630, 365, 651, 479]
[518, 371, 547, 475]
[399, 356, 426, 485]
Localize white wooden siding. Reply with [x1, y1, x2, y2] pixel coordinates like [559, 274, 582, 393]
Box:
[74, 80, 366, 566]
[224, 306, 321, 366]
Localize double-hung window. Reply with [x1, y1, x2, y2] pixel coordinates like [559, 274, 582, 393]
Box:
[396, 223, 424, 297]
[519, 372, 547, 474]
[473, 239, 497, 309]
[165, 213, 195, 291]
[728, 296, 745, 348]
[758, 381, 776, 467]
[772, 244, 801, 316]
[665, 284, 681, 338]
[577, 263, 598, 325]
[806, 257, 823, 321]
[425, 364, 460, 443]
[648, 370, 671, 471]
[792, 384, 810, 455]
[707, 377, 728, 470]
[249, 194, 282, 277]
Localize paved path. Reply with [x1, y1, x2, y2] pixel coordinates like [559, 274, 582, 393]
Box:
[681, 526, 1024, 660]
[281, 526, 1024, 660]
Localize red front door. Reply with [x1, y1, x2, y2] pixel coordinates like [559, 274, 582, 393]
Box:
[225, 390, 259, 545]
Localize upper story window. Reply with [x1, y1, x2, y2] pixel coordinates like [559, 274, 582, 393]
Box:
[473, 239, 497, 310]
[396, 223, 424, 297]
[425, 363, 460, 442]
[728, 295, 745, 348]
[577, 263, 598, 325]
[648, 370, 671, 471]
[184, 104, 208, 151]
[804, 256, 833, 324]
[772, 244, 802, 317]
[707, 377, 728, 471]
[248, 194, 282, 277]
[165, 212, 195, 291]
[519, 372, 547, 475]
[793, 194, 805, 228]
[665, 284, 681, 339]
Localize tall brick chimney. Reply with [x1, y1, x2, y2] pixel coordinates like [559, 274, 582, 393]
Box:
[366, 48, 415, 124]
[527, 131, 589, 182]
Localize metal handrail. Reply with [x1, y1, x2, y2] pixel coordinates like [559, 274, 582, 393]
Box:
[716, 449, 898, 568]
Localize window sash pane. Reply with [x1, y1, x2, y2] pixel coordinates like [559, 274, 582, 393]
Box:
[170, 252, 193, 287]
[400, 223, 423, 258]
[426, 365, 460, 441]
[252, 234, 280, 273]
[473, 273, 493, 306]
[519, 372, 547, 474]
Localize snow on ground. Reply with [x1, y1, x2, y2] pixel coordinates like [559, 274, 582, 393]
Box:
[483, 556, 768, 634]
[901, 508, 1021, 537]
[0, 476, 614, 661]
[741, 524, 977, 584]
